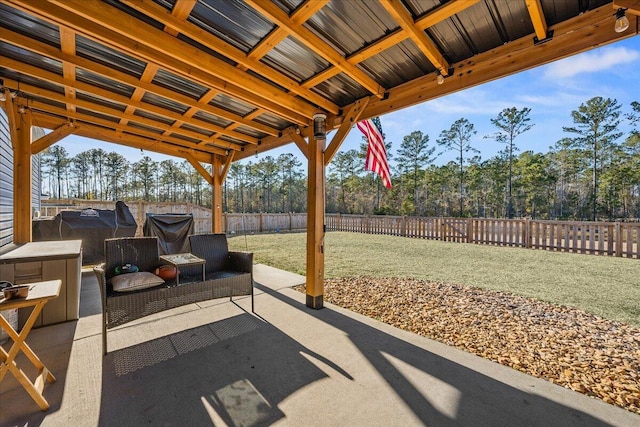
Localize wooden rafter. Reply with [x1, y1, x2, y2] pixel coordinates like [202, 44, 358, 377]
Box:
[0, 17, 280, 137]
[248, 0, 329, 61]
[237, 3, 634, 160]
[59, 27, 77, 113]
[301, 0, 478, 89]
[22, 99, 229, 157]
[0, 56, 256, 148]
[31, 112, 215, 163]
[7, 0, 311, 124]
[163, 0, 195, 37]
[121, 0, 339, 114]
[525, 0, 549, 41]
[45, 0, 317, 120]
[245, 0, 385, 98]
[1, 75, 249, 157]
[380, 0, 450, 75]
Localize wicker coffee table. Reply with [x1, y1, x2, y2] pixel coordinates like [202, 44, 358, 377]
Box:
[159, 253, 205, 285]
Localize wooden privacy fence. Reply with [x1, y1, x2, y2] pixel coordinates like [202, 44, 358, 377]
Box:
[41, 201, 639, 259]
[325, 214, 640, 259]
[40, 200, 306, 236]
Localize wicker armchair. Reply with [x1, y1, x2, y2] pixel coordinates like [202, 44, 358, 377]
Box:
[94, 235, 253, 355]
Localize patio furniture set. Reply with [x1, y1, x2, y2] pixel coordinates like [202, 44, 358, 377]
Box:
[93, 233, 254, 355]
[3, 233, 254, 411]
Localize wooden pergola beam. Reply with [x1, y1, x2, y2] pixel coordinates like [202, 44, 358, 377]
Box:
[3, 77, 242, 154]
[246, 0, 385, 98]
[380, 0, 450, 75]
[248, 0, 330, 60]
[2, 26, 280, 137]
[121, 0, 339, 115]
[28, 115, 214, 163]
[221, 151, 235, 183]
[238, 4, 634, 161]
[31, 122, 78, 154]
[0, 62, 253, 149]
[288, 129, 309, 159]
[163, 0, 195, 37]
[7, 0, 311, 125]
[47, 0, 318, 119]
[59, 27, 77, 114]
[302, 0, 479, 89]
[27, 105, 228, 158]
[361, 4, 635, 120]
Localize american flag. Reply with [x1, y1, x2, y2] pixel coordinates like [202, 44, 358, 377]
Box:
[357, 118, 392, 189]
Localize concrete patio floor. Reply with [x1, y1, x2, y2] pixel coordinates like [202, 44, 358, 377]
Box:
[1, 264, 639, 426]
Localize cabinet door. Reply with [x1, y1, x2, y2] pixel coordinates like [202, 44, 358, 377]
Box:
[42, 259, 67, 325]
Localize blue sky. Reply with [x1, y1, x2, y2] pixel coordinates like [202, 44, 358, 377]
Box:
[55, 37, 640, 169]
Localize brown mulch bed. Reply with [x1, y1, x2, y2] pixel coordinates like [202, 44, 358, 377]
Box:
[295, 277, 640, 415]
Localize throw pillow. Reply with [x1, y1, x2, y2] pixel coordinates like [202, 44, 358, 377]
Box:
[110, 272, 164, 292]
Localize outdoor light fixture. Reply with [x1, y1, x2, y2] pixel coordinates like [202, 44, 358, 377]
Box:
[615, 8, 630, 33]
[313, 112, 327, 140]
[436, 70, 445, 85]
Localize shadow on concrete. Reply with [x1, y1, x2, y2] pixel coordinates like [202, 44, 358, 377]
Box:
[98, 312, 352, 426]
[252, 282, 614, 427]
[0, 320, 77, 426]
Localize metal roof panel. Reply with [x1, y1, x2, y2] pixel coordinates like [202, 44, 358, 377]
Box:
[141, 92, 190, 115]
[0, 4, 61, 49]
[261, 36, 329, 82]
[0, 43, 63, 76]
[76, 34, 146, 78]
[75, 68, 136, 98]
[309, 0, 399, 56]
[152, 69, 209, 100]
[189, 0, 274, 53]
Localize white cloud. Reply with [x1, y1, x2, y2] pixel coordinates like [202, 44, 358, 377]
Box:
[543, 47, 640, 79]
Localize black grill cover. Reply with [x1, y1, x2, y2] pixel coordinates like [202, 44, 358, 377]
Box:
[143, 213, 194, 255]
[33, 201, 137, 264]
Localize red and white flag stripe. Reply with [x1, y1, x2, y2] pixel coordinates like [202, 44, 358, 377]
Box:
[357, 119, 392, 189]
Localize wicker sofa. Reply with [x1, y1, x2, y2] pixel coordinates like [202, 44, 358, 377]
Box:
[94, 234, 253, 354]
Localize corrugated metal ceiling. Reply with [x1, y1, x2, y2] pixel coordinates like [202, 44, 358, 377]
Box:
[0, 0, 633, 162]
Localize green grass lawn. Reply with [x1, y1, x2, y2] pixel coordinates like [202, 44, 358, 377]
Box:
[229, 231, 640, 327]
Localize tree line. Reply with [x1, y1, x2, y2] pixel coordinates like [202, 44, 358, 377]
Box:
[41, 96, 640, 221]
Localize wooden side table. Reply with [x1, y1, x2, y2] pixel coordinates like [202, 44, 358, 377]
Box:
[0, 280, 61, 411]
[159, 253, 206, 285]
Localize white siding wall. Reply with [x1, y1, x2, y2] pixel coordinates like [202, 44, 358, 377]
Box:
[0, 108, 12, 248]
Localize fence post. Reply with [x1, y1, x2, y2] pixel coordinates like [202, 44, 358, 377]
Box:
[401, 216, 407, 237]
[259, 212, 263, 233]
[615, 222, 623, 257]
[466, 218, 473, 243]
[524, 218, 531, 249]
[137, 200, 144, 237]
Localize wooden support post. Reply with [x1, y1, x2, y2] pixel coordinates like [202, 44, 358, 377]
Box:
[306, 131, 325, 309]
[212, 155, 223, 233]
[12, 105, 33, 243]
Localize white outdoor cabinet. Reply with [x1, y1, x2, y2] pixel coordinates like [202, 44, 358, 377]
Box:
[0, 240, 82, 328]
